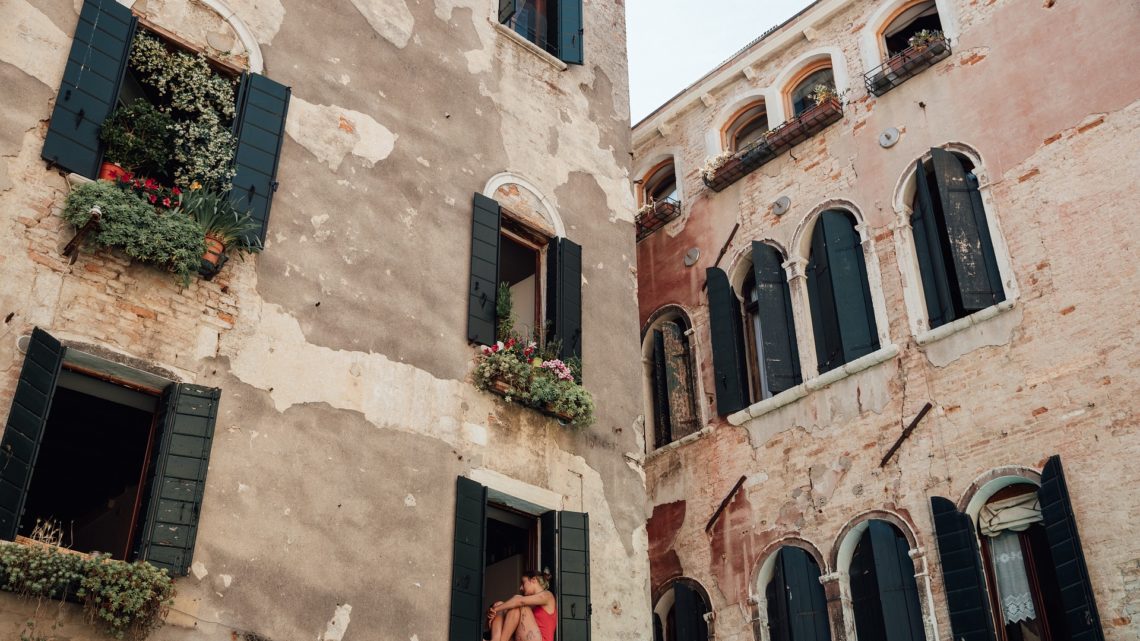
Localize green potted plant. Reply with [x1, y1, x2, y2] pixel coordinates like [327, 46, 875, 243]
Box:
[809, 83, 839, 107]
[98, 100, 174, 181]
[179, 188, 262, 274]
[907, 29, 945, 52]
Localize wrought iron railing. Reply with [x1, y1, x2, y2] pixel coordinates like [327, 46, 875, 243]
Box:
[864, 37, 951, 97]
[635, 196, 682, 241]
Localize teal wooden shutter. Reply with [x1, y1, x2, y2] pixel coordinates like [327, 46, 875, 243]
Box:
[547, 238, 583, 362]
[849, 532, 887, 641]
[781, 547, 831, 641]
[911, 158, 954, 329]
[468, 193, 501, 346]
[1037, 456, 1104, 641]
[806, 219, 843, 373]
[136, 384, 219, 576]
[868, 521, 924, 641]
[767, 553, 792, 641]
[558, 0, 584, 64]
[706, 268, 748, 415]
[450, 477, 487, 641]
[930, 496, 996, 641]
[751, 242, 801, 395]
[651, 330, 672, 448]
[499, 0, 519, 24]
[823, 212, 879, 364]
[230, 73, 291, 245]
[557, 511, 591, 641]
[0, 328, 65, 540]
[929, 149, 1004, 311]
[674, 581, 704, 641]
[41, 0, 138, 178]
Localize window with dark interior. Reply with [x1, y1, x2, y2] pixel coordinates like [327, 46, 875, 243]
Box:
[883, 0, 942, 57]
[42, 0, 290, 248]
[498, 0, 584, 64]
[648, 315, 700, 449]
[468, 193, 582, 363]
[0, 328, 220, 576]
[930, 456, 1105, 641]
[849, 521, 925, 641]
[766, 546, 832, 641]
[653, 580, 710, 641]
[806, 211, 879, 374]
[741, 242, 801, 402]
[643, 162, 680, 205]
[789, 67, 835, 117]
[910, 148, 1005, 331]
[450, 477, 592, 641]
[725, 102, 770, 151]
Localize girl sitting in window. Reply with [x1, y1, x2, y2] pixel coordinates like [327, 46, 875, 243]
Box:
[486, 569, 557, 641]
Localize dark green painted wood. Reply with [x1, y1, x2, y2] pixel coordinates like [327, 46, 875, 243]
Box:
[751, 242, 801, 395]
[967, 171, 1006, 307]
[547, 238, 583, 362]
[807, 212, 879, 372]
[651, 329, 672, 449]
[41, 0, 137, 178]
[499, 0, 519, 23]
[850, 530, 887, 641]
[912, 157, 955, 329]
[0, 329, 65, 541]
[767, 552, 792, 641]
[780, 547, 831, 641]
[136, 384, 219, 576]
[674, 581, 699, 641]
[1038, 456, 1105, 641]
[557, 511, 591, 641]
[806, 217, 842, 373]
[230, 73, 290, 245]
[468, 193, 502, 346]
[930, 149, 1004, 311]
[706, 267, 748, 415]
[930, 496, 997, 641]
[869, 520, 924, 641]
[450, 477, 487, 641]
[558, 0, 584, 64]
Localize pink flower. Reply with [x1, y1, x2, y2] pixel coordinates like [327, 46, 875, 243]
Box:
[162, 197, 172, 207]
[147, 193, 157, 204]
[171, 187, 182, 196]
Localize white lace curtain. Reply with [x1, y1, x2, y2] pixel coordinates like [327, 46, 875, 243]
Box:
[988, 532, 1037, 624]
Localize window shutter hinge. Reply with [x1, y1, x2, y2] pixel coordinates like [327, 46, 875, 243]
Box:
[272, 181, 280, 192]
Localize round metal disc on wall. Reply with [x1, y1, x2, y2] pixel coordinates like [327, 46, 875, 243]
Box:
[683, 248, 700, 267]
[879, 127, 901, 148]
[772, 196, 791, 216]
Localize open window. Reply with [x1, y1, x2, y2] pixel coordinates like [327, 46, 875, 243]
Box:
[806, 210, 879, 374]
[865, 1, 949, 96]
[499, 0, 584, 64]
[724, 102, 770, 152]
[882, 1, 943, 58]
[0, 328, 220, 575]
[637, 160, 682, 241]
[645, 313, 700, 449]
[450, 477, 592, 641]
[911, 149, 1005, 330]
[766, 546, 832, 641]
[704, 267, 749, 416]
[742, 242, 801, 402]
[653, 579, 711, 641]
[787, 64, 835, 118]
[468, 193, 582, 362]
[931, 457, 1105, 641]
[849, 521, 925, 641]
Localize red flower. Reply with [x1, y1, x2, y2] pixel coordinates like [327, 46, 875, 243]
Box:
[162, 197, 172, 207]
[133, 179, 143, 188]
[172, 187, 182, 195]
[144, 178, 158, 190]
[147, 194, 157, 204]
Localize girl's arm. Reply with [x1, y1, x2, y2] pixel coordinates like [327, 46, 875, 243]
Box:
[490, 591, 553, 615]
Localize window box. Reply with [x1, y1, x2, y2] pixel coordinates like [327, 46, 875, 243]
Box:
[486, 375, 576, 423]
[864, 37, 951, 97]
[474, 340, 595, 426]
[635, 196, 682, 240]
[702, 139, 777, 192]
[765, 97, 844, 154]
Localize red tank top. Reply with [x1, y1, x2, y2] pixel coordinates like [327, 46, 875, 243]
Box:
[531, 604, 557, 641]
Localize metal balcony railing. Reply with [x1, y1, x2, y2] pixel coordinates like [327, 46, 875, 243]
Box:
[864, 37, 951, 97]
[635, 196, 682, 241]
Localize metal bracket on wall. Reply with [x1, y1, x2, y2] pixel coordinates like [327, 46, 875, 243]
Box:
[879, 402, 933, 467]
[705, 475, 747, 533]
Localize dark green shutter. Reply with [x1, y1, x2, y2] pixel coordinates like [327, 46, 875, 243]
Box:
[1037, 456, 1104, 641]
[230, 73, 290, 245]
[706, 268, 748, 415]
[767, 553, 792, 641]
[558, 0, 584, 65]
[806, 218, 842, 373]
[930, 496, 996, 641]
[752, 242, 801, 395]
[653, 613, 664, 641]
[547, 238, 583, 362]
[450, 477, 487, 641]
[674, 581, 705, 641]
[499, 0, 519, 24]
[41, 0, 138, 178]
[929, 149, 1004, 311]
[0, 328, 65, 540]
[911, 159, 954, 329]
[808, 212, 878, 371]
[557, 511, 591, 641]
[781, 547, 831, 641]
[136, 384, 219, 576]
[651, 330, 672, 449]
[468, 193, 501, 346]
[850, 532, 887, 641]
[869, 521, 924, 641]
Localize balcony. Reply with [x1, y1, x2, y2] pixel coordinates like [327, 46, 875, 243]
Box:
[864, 37, 951, 97]
[635, 196, 683, 241]
[703, 98, 844, 192]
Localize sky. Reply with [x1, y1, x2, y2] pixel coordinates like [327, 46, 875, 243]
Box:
[626, 0, 816, 124]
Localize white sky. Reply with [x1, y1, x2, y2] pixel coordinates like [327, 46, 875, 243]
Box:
[626, 0, 816, 124]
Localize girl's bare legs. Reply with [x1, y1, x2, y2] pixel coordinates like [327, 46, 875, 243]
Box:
[491, 607, 521, 641]
[512, 607, 541, 641]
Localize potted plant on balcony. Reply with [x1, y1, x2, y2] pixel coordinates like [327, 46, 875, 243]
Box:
[179, 188, 262, 274]
[907, 29, 945, 54]
[98, 101, 175, 181]
[700, 151, 736, 187]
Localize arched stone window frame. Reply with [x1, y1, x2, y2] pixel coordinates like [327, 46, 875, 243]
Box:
[636, 154, 684, 207]
[641, 305, 706, 454]
[749, 538, 835, 641]
[705, 89, 780, 157]
[483, 171, 567, 238]
[889, 143, 1018, 340]
[121, 0, 265, 73]
[652, 576, 716, 641]
[831, 511, 937, 641]
[772, 48, 850, 121]
[857, 0, 960, 73]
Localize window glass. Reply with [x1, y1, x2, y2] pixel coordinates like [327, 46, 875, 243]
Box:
[513, 0, 560, 54]
[645, 163, 679, 203]
[790, 68, 835, 116]
[727, 103, 769, 151]
[884, 1, 942, 57]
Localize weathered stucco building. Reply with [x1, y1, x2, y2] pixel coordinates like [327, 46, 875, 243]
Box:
[634, 1, 1140, 641]
[0, 0, 649, 639]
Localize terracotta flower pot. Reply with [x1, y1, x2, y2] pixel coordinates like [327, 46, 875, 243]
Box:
[98, 161, 127, 182]
[203, 234, 226, 267]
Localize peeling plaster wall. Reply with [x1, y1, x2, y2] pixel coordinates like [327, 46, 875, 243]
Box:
[635, 1, 1140, 640]
[0, 0, 648, 640]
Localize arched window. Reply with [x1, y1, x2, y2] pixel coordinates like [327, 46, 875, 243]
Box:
[788, 65, 835, 117]
[646, 312, 700, 449]
[849, 521, 925, 641]
[653, 580, 711, 641]
[766, 547, 831, 641]
[642, 160, 680, 205]
[725, 101, 770, 151]
[910, 148, 1005, 329]
[882, 0, 943, 58]
[806, 211, 879, 374]
[742, 242, 801, 400]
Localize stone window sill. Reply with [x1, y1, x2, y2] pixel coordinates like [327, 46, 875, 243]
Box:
[915, 300, 1016, 346]
[727, 344, 901, 426]
[492, 22, 568, 71]
[645, 425, 714, 460]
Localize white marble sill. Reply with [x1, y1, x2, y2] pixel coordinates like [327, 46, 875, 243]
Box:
[492, 22, 568, 71]
[915, 300, 1016, 346]
[645, 424, 714, 461]
[728, 344, 901, 426]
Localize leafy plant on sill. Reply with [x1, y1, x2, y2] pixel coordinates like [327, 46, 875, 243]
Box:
[180, 188, 263, 258]
[63, 180, 206, 284]
[637, 198, 658, 217]
[809, 83, 839, 106]
[99, 101, 175, 178]
[907, 29, 944, 50]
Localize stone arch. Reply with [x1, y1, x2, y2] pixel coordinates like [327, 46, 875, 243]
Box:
[641, 304, 706, 452]
[961, 465, 1043, 519]
[831, 509, 921, 571]
[123, 0, 264, 73]
[483, 171, 567, 238]
[790, 198, 869, 262]
[750, 538, 832, 641]
[770, 47, 850, 123]
[890, 141, 988, 216]
[653, 576, 715, 641]
[858, 0, 960, 72]
[725, 238, 790, 300]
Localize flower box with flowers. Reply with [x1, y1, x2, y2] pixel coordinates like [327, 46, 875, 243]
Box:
[473, 338, 595, 426]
